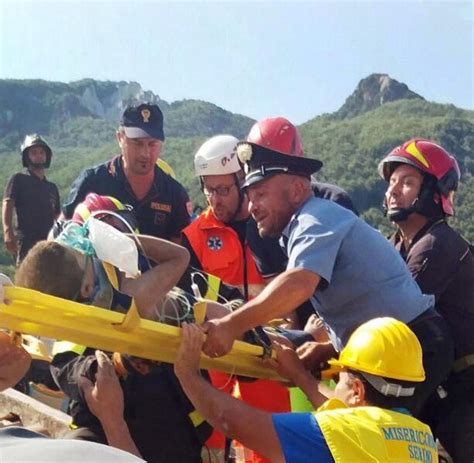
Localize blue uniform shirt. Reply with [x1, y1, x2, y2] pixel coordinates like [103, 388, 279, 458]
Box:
[282, 197, 433, 350]
[247, 181, 358, 279]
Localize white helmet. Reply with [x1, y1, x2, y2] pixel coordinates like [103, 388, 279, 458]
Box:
[194, 135, 241, 177]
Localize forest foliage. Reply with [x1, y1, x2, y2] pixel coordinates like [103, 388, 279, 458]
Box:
[0, 80, 473, 274]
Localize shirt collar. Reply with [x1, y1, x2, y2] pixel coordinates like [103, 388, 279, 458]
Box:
[25, 169, 46, 181]
[109, 155, 160, 201]
[281, 196, 314, 238]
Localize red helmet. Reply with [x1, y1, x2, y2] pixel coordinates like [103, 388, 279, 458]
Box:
[247, 117, 304, 157]
[72, 193, 139, 232]
[378, 138, 460, 216]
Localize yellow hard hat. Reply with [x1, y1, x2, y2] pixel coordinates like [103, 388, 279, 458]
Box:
[328, 317, 425, 382]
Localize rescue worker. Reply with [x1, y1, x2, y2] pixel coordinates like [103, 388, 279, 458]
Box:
[245, 117, 357, 329]
[175, 317, 439, 462]
[15, 215, 212, 462]
[0, 327, 142, 461]
[379, 138, 474, 462]
[62, 103, 190, 242]
[182, 135, 291, 463]
[182, 135, 265, 299]
[2, 134, 60, 264]
[202, 141, 454, 419]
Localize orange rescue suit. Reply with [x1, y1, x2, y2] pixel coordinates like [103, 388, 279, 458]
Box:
[183, 207, 291, 463]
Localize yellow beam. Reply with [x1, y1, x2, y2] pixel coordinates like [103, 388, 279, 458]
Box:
[0, 286, 285, 382]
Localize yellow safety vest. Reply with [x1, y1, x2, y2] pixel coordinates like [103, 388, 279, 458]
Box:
[315, 399, 438, 462]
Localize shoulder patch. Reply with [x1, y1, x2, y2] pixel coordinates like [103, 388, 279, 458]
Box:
[207, 236, 223, 251]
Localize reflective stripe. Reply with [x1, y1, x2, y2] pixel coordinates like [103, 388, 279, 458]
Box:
[189, 409, 205, 427]
[102, 261, 120, 290]
[204, 274, 221, 301]
[52, 341, 87, 356]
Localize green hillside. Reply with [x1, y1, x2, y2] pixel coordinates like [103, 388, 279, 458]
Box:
[0, 79, 255, 151]
[299, 99, 474, 238]
[0, 78, 472, 276]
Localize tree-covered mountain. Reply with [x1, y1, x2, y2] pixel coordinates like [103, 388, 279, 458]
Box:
[0, 75, 472, 275]
[300, 98, 474, 238]
[0, 79, 255, 151]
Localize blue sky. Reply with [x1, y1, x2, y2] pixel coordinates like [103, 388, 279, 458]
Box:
[0, 0, 472, 124]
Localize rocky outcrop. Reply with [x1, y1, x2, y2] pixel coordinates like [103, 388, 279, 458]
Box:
[335, 73, 424, 119]
[0, 79, 163, 138]
[77, 80, 162, 122]
[0, 78, 252, 147]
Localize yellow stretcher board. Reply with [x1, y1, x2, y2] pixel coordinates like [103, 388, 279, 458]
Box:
[0, 286, 285, 382]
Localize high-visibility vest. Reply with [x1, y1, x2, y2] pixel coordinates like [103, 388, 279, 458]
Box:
[314, 399, 438, 462]
[183, 208, 265, 299]
[184, 208, 288, 463]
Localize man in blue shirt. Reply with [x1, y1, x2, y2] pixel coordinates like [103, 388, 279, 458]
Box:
[202, 141, 453, 415]
[245, 117, 358, 329]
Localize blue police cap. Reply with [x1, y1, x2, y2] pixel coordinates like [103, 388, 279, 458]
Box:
[121, 103, 165, 141]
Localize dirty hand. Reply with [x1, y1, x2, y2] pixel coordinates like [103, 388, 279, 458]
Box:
[174, 323, 205, 379]
[297, 341, 336, 371]
[81, 350, 123, 425]
[0, 331, 31, 391]
[201, 317, 237, 358]
[272, 341, 308, 384]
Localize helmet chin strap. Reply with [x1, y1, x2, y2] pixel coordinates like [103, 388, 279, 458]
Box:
[228, 174, 246, 223]
[383, 192, 420, 223]
[384, 174, 442, 223]
[386, 205, 417, 223]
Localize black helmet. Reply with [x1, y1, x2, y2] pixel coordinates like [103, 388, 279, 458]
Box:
[20, 134, 52, 168]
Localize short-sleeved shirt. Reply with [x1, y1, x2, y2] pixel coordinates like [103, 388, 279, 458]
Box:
[247, 182, 358, 279]
[3, 170, 60, 240]
[62, 156, 190, 240]
[272, 413, 333, 462]
[391, 220, 474, 359]
[283, 197, 433, 350]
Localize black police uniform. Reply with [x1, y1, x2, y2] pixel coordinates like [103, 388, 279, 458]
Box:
[391, 219, 474, 461]
[62, 156, 190, 240]
[3, 170, 60, 262]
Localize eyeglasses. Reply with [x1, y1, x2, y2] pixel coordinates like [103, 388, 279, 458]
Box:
[203, 183, 236, 197]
